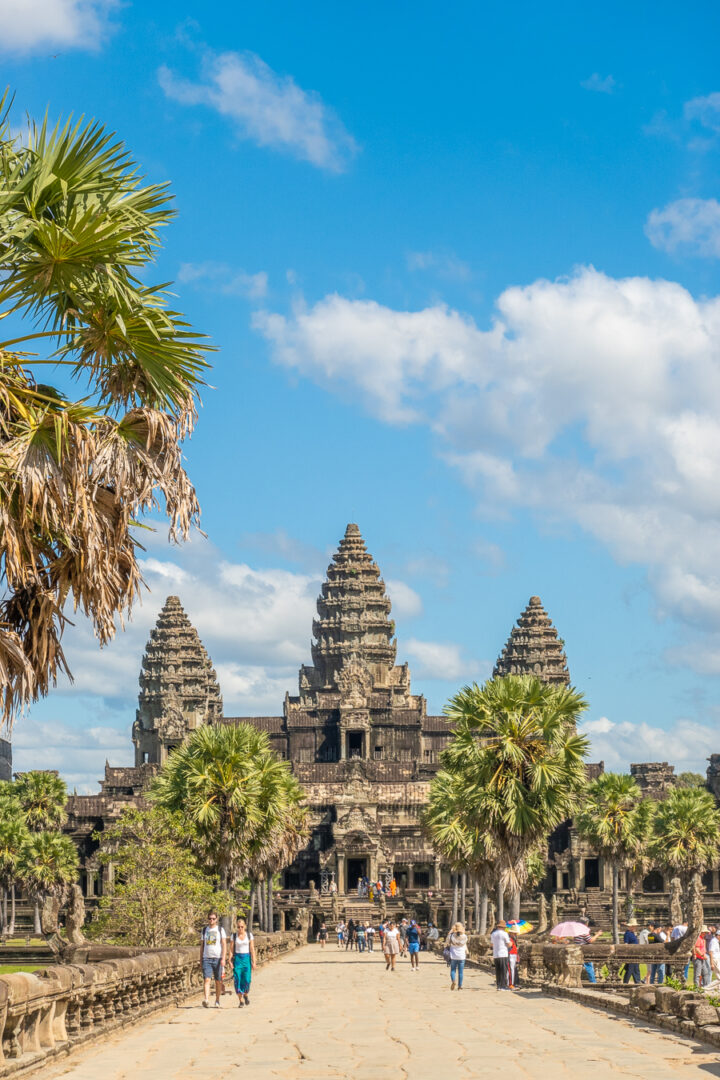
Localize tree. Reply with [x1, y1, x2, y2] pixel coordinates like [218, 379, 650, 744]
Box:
[151, 724, 308, 899]
[576, 773, 654, 943]
[16, 830, 78, 932]
[436, 675, 589, 922]
[90, 807, 224, 948]
[676, 772, 706, 790]
[14, 770, 67, 830]
[649, 787, 720, 921]
[0, 791, 28, 934]
[0, 93, 211, 726]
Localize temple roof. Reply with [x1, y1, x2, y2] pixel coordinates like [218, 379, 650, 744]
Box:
[493, 595, 570, 685]
[310, 523, 397, 688]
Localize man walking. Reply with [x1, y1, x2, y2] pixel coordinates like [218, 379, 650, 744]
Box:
[406, 919, 421, 970]
[200, 909, 227, 1008]
[622, 920, 642, 984]
[491, 920, 511, 991]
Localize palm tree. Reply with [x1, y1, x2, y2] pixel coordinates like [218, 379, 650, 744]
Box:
[14, 771, 67, 831]
[17, 831, 78, 935]
[0, 93, 211, 727]
[576, 773, 654, 943]
[152, 724, 307, 895]
[0, 800, 28, 935]
[438, 676, 589, 922]
[649, 787, 720, 924]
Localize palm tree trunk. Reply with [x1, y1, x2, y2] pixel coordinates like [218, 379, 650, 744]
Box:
[33, 899, 41, 936]
[451, 874, 459, 925]
[257, 880, 266, 932]
[461, 872, 467, 925]
[474, 878, 480, 931]
[480, 889, 488, 934]
[1, 888, 6, 935]
[10, 885, 16, 936]
[611, 863, 619, 945]
[511, 890, 521, 921]
[267, 878, 274, 933]
[248, 883, 256, 931]
[496, 881, 504, 922]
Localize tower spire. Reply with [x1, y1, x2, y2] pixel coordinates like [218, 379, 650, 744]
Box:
[310, 523, 396, 687]
[493, 595, 570, 685]
[133, 595, 223, 765]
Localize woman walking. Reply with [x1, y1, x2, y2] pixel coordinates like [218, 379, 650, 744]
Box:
[383, 919, 400, 971]
[318, 922, 328, 949]
[445, 922, 468, 990]
[231, 917, 256, 1007]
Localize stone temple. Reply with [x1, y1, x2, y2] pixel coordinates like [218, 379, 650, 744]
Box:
[64, 523, 720, 926]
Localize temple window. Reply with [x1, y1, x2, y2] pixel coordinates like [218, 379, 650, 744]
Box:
[374, 745, 383, 759]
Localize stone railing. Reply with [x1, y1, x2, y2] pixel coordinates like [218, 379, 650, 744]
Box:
[580, 940, 693, 988]
[0, 930, 304, 1077]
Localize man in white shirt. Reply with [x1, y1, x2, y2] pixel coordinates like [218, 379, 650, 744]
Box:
[708, 928, 720, 981]
[200, 909, 227, 1009]
[490, 921, 512, 991]
[671, 923, 687, 940]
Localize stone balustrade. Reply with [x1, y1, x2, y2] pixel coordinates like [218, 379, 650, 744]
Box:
[0, 931, 304, 1077]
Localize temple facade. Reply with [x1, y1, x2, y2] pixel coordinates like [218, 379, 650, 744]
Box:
[62, 522, 720, 924]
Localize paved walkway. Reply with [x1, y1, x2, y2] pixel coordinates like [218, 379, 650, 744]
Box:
[44, 947, 720, 1080]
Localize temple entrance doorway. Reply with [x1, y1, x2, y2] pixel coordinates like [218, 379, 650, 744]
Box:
[348, 858, 367, 890]
[584, 859, 600, 889]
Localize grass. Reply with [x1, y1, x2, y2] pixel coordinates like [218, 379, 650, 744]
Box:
[0, 964, 43, 974]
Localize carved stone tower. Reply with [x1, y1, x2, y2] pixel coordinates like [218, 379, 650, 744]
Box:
[310, 523, 397, 688]
[132, 596, 223, 766]
[493, 595, 570, 685]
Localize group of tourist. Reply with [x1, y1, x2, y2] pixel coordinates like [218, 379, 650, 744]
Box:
[330, 917, 439, 967]
[561, 917, 720, 988]
[355, 876, 397, 899]
[199, 909, 256, 1010]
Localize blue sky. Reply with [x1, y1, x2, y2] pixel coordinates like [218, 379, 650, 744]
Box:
[4, 0, 720, 789]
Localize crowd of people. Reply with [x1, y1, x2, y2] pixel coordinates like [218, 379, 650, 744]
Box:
[352, 876, 398, 899]
[329, 916, 439, 964]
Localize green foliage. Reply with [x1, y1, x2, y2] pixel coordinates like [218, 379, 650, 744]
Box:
[90, 806, 228, 948]
[0, 90, 212, 726]
[427, 675, 589, 894]
[16, 830, 78, 900]
[14, 770, 67, 830]
[676, 772, 706, 790]
[151, 723, 308, 890]
[649, 787, 720, 887]
[664, 973, 687, 991]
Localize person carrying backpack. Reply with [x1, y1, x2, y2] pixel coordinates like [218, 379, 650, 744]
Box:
[200, 909, 227, 1009]
[406, 919, 421, 970]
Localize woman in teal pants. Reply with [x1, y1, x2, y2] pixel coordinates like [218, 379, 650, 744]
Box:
[232, 917, 256, 1007]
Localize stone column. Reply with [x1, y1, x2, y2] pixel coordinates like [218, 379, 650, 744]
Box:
[712, 870, 720, 893]
[336, 853, 346, 894]
[555, 868, 563, 891]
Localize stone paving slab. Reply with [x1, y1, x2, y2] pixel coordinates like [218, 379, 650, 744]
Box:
[41, 946, 720, 1079]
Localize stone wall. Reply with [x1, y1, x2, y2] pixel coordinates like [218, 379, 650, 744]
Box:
[0, 931, 304, 1077]
[0, 741, 11, 783]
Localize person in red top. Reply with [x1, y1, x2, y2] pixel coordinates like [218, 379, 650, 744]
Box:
[507, 928, 519, 988]
[693, 927, 709, 988]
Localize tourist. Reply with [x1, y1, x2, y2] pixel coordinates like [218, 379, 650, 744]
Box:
[573, 919, 602, 984]
[336, 921, 345, 948]
[648, 923, 667, 985]
[693, 927, 710, 988]
[446, 922, 468, 990]
[231, 916, 255, 1008]
[200, 909, 227, 1009]
[622, 920, 642, 984]
[399, 918, 409, 956]
[426, 922, 439, 944]
[490, 920, 511, 991]
[318, 922, 328, 949]
[378, 920, 386, 950]
[346, 918, 356, 950]
[709, 929, 720, 982]
[507, 927, 519, 988]
[383, 919, 400, 971]
[406, 919, 421, 970]
[356, 922, 366, 952]
[329, 880, 337, 896]
[366, 923, 375, 951]
[390, 877, 397, 898]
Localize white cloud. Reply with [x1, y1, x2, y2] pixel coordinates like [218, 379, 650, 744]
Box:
[684, 92, 720, 134]
[158, 51, 357, 172]
[0, 0, 116, 52]
[579, 715, 716, 775]
[178, 261, 268, 300]
[12, 716, 127, 793]
[253, 267, 720, 661]
[407, 251, 471, 281]
[580, 73, 616, 95]
[404, 639, 485, 682]
[386, 580, 423, 618]
[645, 198, 720, 258]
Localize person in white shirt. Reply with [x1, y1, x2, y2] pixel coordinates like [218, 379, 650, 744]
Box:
[200, 910, 227, 1008]
[708, 929, 720, 981]
[671, 923, 687, 940]
[231, 916, 256, 1007]
[445, 922, 468, 990]
[490, 921, 512, 991]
